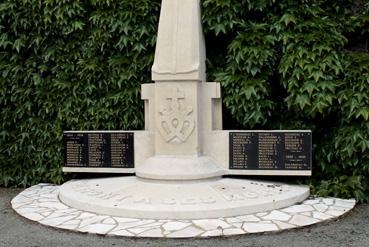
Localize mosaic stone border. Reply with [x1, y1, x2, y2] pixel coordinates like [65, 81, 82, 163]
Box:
[11, 184, 356, 238]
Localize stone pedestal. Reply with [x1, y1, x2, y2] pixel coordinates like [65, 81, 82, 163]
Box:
[137, 0, 226, 180]
[59, 177, 309, 220]
[137, 82, 225, 180]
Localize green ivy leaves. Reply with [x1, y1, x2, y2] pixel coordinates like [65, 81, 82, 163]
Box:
[215, 20, 276, 127]
[0, 0, 159, 187]
[203, 1, 369, 202]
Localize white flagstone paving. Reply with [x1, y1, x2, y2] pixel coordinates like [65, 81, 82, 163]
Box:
[138, 228, 163, 237]
[262, 210, 291, 221]
[162, 222, 191, 231]
[201, 229, 223, 237]
[11, 184, 356, 238]
[243, 223, 279, 233]
[222, 228, 245, 236]
[312, 211, 333, 220]
[167, 226, 203, 238]
[237, 215, 260, 222]
[192, 219, 231, 231]
[313, 204, 329, 212]
[281, 204, 314, 213]
[289, 215, 320, 226]
[322, 198, 335, 205]
[272, 220, 296, 230]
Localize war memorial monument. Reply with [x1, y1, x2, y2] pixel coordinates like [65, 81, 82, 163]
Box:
[12, 0, 356, 238]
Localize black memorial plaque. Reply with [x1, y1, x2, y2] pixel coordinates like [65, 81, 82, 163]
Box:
[63, 132, 134, 169]
[229, 131, 311, 172]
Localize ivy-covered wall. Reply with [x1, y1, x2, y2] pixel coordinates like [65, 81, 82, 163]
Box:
[1, 0, 368, 202]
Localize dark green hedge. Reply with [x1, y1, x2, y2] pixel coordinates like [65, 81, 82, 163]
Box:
[1, 0, 369, 202]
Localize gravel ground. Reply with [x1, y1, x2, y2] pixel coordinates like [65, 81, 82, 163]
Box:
[1, 187, 368, 247]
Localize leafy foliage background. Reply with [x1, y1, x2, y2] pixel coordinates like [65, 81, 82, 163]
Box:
[1, 0, 369, 202]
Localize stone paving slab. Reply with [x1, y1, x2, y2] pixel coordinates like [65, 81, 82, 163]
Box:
[11, 184, 356, 238]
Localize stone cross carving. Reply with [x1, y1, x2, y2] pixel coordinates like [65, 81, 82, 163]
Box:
[158, 87, 195, 143]
[166, 88, 185, 112]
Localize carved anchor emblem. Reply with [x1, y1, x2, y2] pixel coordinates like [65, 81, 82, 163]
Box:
[158, 88, 195, 143]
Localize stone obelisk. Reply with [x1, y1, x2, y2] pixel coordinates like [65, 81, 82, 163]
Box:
[137, 0, 225, 180]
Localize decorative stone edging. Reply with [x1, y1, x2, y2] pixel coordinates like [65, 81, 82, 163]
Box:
[11, 184, 356, 238]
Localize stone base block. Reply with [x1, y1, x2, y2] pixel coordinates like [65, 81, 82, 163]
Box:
[58, 176, 309, 220]
[135, 155, 226, 180]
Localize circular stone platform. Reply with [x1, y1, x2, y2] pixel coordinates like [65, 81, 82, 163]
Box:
[12, 183, 356, 238]
[58, 177, 309, 219]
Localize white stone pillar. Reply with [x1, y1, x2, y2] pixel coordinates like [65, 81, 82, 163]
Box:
[137, 0, 225, 180]
[152, 0, 206, 82]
